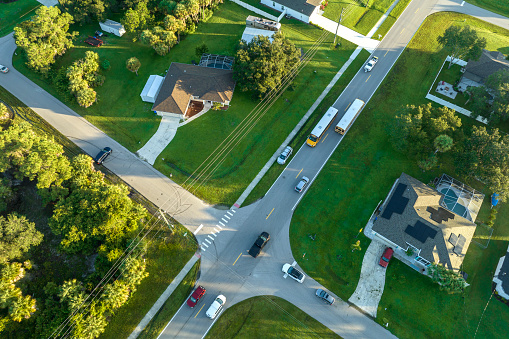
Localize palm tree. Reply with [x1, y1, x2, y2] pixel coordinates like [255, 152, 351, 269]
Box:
[434, 134, 454, 154]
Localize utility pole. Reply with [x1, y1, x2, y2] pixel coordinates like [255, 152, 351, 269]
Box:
[333, 7, 345, 47]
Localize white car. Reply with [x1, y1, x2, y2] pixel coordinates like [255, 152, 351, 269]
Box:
[0, 65, 9, 73]
[282, 263, 305, 283]
[206, 295, 226, 319]
[277, 146, 293, 165]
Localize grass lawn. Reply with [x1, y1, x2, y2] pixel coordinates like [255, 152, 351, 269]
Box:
[289, 12, 509, 338]
[235, 0, 282, 17]
[137, 261, 200, 339]
[205, 296, 340, 339]
[0, 0, 40, 37]
[373, 0, 412, 39]
[466, 0, 509, 18]
[323, 0, 396, 35]
[429, 63, 471, 108]
[100, 224, 197, 339]
[13, 1, 359, 206]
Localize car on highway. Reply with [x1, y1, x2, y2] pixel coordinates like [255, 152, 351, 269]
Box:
[206, 294, 226, 319]
[379, 247, 394, 268]
[364, 56, 378, 72]
[315, 289, 335, 305]
[295, 176, 309, 193]
[94, 147, 112, 165]
[186, 285, 206, 308]
[277, 146, 293, 165]
[282, 263, 305, 283]
[0, 65, 9, 73]
[248, 232, 270, 258]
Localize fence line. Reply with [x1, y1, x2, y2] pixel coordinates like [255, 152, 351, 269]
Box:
[229, 0, 279, 21]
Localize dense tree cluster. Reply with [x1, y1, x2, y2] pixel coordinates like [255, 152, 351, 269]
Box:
[66, 51, 105, 108]
[0, 122, 150, 337]
[469, 69, 509, 124]
[428, 263, 467, 294]
[58, 0, 107, 25]
[14, 7, 78, 73]
[233, 33, 301, 99]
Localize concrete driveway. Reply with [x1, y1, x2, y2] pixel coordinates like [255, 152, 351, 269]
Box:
[137, 115, 180, 165]
[348, 240, 388, 318]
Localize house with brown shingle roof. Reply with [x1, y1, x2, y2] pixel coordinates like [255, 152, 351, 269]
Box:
[372, 173, 484, 273]
[152, 63, 236, 120]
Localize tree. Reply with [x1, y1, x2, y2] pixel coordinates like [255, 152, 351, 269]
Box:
[234, 33, 300, 99]
[67, 51, 103, 107]
[437, 25, 486, 68]
[0, 103, 9, 124]
[0, 214, 43, 264]
[14, 7, 78, 73]
[120, 256, 149, 291]
[0, 262, 37, 323]
[389, 103, 461, 157]
[469, 69, 509, 124]
[101, 280, 130, 310]
[126, 57, 141, 75]
[121, 0, 152, 35]
[0, 121, 72, 190]
[428, 263, 467, 293]
[159, 0, 177, 14]
[58, 0, 107, 25]
[195, 43, 209, 58]
[140, 26, 177, 55]
[77, 88, 97, 108]
[417, 154, 438, 171]
[164, 15, 186, 43]
[456, 126, 509, 201]
[434, 134, 454, 154]
[49, 179, 147, 254]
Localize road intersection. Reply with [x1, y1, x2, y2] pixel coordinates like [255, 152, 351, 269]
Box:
[1, 0, 508, 338]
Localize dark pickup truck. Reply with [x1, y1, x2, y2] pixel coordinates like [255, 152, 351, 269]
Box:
[248, 232, 270, 258]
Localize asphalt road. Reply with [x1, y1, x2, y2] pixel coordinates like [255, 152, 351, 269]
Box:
[1, 0, 508, 338]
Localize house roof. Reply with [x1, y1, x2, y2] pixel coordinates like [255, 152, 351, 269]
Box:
[152, 63, 235, 116]
[463, 49, 509, 83]
[272, 0, 321, 16]
[372, 173, 478, 271]
[494, 244, 509, 299]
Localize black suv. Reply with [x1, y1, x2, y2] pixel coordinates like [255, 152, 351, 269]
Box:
[248, 232, 270, 258]
[94, 147, 112, 165]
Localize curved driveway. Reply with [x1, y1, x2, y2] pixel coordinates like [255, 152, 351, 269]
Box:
[1, 0, 509, 338]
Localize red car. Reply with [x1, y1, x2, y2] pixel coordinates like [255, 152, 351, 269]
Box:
[187, 285, 206, 308]
[379, 247, 394, 268]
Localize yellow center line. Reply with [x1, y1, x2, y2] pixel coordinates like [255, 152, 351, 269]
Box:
[194, 304, 205, 318]
[233, 252, 242, 266]
[400, 28, 405, 35]
[321, 133, 329, 143]
[266, 208, 275, 219]
[384, 50, 389, 57]
[296, 168, 303, 178]
[366, 75, 371, 82]
[415, 7, 419, 13]
[344, 102, 352, 111]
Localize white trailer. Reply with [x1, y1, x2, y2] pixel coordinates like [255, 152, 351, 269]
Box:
[99, 19, 126, 37]
[335, 99, 365, 135]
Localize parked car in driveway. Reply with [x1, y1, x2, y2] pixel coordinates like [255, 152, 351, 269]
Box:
[282, 263, 305, 283]
[315, 289, 335, 305]
[295, 176, 309, 193]
[277, 146, 293, 165]
[206, 295, 226, 319]
[0, 65, 9, 73]
[248, 232, 270, 258]
[94, 147, 112, 165]
[186, 285, 206, 308]
[379, 247, 394, 268]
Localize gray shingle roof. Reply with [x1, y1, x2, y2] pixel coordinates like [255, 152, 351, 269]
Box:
[372, 173, 478, 271]
[272, 0, 321, 16]
[463, 49, 509, 83]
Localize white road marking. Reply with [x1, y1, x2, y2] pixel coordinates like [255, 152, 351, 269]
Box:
[211, 232, 218, 237]
[205, 239, 211, 244]
[224, 214, 231, 219]
[207, 235, 214, 241]
[283, 274, 288, 279]
[292, 260, 297, 266]
[213, 228, 219, 233]
[193, 224, 203, 235]
[227, 211, 233, 216]
[202, 242, 209, 248]
[217, 224, 223, 229]
[219, 221, 225, 227]
[201, 246, 206, 252]
[156, 299, 188, 339]
[460, 1, 464, 5]
[221, 218, 228, 223]
[231, 209, 236, 213]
